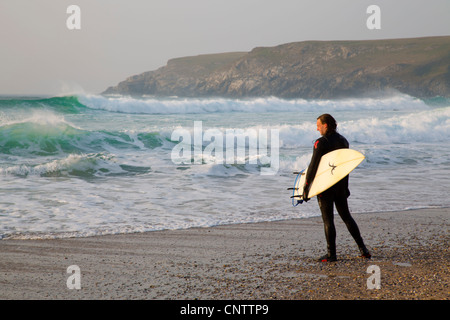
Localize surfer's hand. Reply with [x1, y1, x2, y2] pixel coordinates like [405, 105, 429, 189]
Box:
[302, 189, 310, 202]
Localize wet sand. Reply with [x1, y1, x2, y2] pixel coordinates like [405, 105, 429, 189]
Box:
[0, 208, 448, 300]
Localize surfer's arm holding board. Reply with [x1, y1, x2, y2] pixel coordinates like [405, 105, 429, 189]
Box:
[303, 138, 325, 201]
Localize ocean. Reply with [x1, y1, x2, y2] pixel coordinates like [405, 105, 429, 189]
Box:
[0, 93, 449, 239]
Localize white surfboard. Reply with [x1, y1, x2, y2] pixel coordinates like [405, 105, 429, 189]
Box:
[291, 149, 365, 205]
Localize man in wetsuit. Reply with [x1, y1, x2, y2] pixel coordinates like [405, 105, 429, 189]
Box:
[303, 114, 371, 262]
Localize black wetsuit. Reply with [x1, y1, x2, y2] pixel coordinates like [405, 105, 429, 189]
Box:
[303, 131, 368, 259]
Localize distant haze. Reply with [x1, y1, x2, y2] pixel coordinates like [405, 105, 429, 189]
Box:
[1, 0, 449, 95]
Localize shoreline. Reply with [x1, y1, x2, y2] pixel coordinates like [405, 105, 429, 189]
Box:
[2, 206, 446, 241]
[0, 207, 448, 300]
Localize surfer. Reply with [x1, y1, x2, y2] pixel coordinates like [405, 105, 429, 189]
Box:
[303, 114, 371, 262]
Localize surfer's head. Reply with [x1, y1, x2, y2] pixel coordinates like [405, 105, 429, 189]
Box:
[317, 114, 337, 136]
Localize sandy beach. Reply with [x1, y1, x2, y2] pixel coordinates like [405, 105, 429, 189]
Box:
[0, 208, 448, 301]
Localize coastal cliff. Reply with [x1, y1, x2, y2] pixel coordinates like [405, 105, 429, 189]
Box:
[103, 36, 450, 99]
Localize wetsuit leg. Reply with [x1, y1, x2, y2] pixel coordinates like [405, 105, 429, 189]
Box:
[334, 196, 366, 250]
[317, 195, 336, 258]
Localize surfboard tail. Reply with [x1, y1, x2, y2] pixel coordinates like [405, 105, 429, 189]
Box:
[291, 169, 305, 207]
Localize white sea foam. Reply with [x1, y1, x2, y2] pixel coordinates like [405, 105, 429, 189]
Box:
[0, 109, 74, 128]
[0, 153, 121, 177]
[80, 93, 427, 114]
[340, 106, 450, 145]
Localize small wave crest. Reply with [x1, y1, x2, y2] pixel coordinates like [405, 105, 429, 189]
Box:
[0, 111, 86, 156]
[0, 153, 151, 178]
[0, 110, 165, 157]
[0, 95, 86, 115]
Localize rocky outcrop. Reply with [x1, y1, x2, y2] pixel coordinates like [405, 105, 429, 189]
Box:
[103, 36, 450, 99]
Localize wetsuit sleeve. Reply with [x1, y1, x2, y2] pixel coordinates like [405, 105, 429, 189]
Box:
[303, 139, 325, 200]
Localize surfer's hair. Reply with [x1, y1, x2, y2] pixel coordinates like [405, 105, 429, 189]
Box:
[317, 114, 337, 134]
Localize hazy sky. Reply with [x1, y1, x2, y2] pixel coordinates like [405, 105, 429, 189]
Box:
[1, 0, 449, 95]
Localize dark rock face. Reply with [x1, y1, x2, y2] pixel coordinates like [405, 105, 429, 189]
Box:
[103, 36, 450, 99]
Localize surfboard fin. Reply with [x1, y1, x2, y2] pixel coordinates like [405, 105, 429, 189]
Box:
[287, 187, 298, 190]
